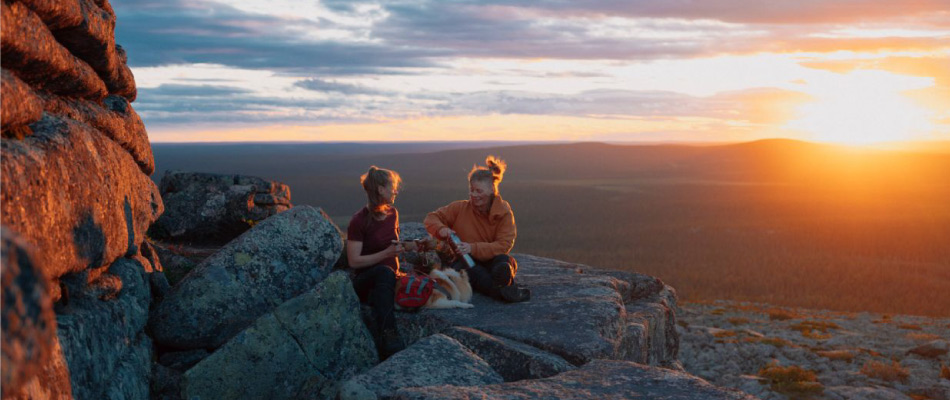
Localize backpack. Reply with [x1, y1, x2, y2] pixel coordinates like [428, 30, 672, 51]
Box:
[395, 272, 433, 309]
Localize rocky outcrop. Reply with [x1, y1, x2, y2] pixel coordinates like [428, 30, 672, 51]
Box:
[394, 360, 756, 400]
[340, 334, 504, 400]
[182, 272, 377, 400]
[148, 171, 292, 244]
[149, 206, 343, 350]
[1, 0, 160, 398]
[396, 223, 680, 368]
[1, 230, 72, 400]
[394, 253, 680, 363]
[1, 0, 159, 285]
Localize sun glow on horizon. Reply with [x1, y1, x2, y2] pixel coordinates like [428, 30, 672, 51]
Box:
[784, 70, 936, 145]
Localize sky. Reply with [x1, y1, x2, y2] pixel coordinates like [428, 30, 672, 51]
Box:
[114, 0, 950, 144]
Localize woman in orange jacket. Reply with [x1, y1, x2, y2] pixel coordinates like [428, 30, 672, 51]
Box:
[424, 156, 530, 303]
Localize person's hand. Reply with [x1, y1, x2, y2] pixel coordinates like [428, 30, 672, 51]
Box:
[456, 242, 472, 255]
[384, 242, 402, 257]
[439, 227, 454, 239]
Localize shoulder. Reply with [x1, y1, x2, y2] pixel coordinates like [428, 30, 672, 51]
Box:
[491, 196, 513, 215]
[349, 207, 369, 223]
[448, 200, 469, 210]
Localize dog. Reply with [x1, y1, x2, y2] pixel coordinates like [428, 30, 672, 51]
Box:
[424, 267, 473, 309]
[398, 238, 474, 309]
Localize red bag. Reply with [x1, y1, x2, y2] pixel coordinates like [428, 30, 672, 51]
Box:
[395, 272, 433, 309]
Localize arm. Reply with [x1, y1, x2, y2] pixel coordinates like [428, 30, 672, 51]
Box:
[469, 211, 516, 262]
[424, 202, 462, 239]
[347, 240, 401, 269]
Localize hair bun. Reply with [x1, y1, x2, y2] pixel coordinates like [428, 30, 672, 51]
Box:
[485, 155, 506, 180]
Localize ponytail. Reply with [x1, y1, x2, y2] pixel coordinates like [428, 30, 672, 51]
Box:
[360, 166, 401, 220]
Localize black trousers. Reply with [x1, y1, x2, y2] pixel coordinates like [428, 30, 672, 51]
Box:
[351, 264, 397, 333]
[454, 254, 517, 297]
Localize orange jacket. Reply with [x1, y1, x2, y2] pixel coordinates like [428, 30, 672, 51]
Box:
[424, 196, 516, 262]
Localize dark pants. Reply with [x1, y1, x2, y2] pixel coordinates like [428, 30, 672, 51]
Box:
[351, 264, 397, 333]
[454, 254, 517, 297]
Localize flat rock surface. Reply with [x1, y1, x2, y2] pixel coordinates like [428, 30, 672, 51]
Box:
[395, 250, 679, 366]
[394, 359, 756, 400]
[678, 301, 950, 400]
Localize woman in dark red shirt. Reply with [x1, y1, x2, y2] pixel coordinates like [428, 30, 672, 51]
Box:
[346, 166, 405, 359]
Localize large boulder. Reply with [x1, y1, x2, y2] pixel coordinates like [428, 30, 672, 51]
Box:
[393, 225, 680, 367]
[182, 271, 377, 400]
[148, 171, 292, 244]
[1, 114, 162, 287]
[394, 359, 757, 400]
[340, 334, 503, 400]
[56, 258, 153, 400]
[1, 228, 72, 399]
[149, 206, 343, 349]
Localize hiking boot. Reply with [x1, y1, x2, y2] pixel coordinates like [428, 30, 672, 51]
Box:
[380, 329, 406, 360]
[497, 283, 531, 303]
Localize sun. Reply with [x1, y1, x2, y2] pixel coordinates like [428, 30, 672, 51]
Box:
[785, 70, 935, 146]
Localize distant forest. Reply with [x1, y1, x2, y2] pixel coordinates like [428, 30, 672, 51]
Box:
[152, 140, 950, 317]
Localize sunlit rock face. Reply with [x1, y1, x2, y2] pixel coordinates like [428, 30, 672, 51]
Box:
[1, 0, 161, 286]
[1, 0, 161, 398]
[148, 171, 293, 245]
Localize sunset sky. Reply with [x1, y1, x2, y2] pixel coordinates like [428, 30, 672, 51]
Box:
[115, 0, 950, 144]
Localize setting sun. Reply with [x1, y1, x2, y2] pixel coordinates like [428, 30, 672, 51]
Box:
[785, 70, 936, 145]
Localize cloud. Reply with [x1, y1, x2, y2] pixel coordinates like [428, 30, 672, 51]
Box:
[294, 78, 388, 95]
[442, 88, 811, 124]
[113, 0, 445, 72]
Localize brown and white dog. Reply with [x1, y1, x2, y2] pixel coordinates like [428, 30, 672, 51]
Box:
[424, 267, 473, 309]
[398, 238, 474, 309]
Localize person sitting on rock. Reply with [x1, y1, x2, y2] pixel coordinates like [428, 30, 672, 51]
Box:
[424, 156, 530, 303]
[346, 166, 406, 359]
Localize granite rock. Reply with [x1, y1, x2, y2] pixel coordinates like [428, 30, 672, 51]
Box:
[149, 171, 292, 244]
[394, 359, 756, 400]
[149, 206, 343, 349]
[341, 334, 503, 400]
[182, 272, 376, 400]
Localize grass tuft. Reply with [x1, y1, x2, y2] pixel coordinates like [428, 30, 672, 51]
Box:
[898, 324, 923, 331]
[860, 360, 909, 383]
[768, 308, 799, 321]
[815, 349, 856, 362]
[758, 363, 824, 397]
[906, 332, 941, 341]
[728, 317, 751, 325]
